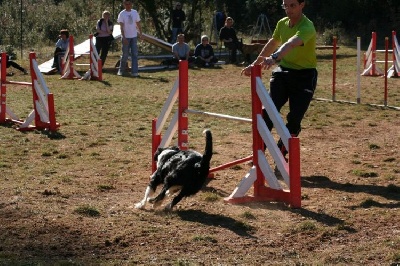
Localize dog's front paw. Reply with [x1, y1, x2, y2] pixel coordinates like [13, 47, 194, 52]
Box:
[152, 200, 162, 209]
[164, 203, 173, 211]
[148, 197, 155, 203]
[134, 201, 145, 209]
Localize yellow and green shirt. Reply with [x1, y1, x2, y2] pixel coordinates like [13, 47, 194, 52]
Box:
[272, 14, 317, 69]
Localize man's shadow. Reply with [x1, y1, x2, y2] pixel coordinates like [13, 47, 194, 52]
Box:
[302, 175, 400, 205]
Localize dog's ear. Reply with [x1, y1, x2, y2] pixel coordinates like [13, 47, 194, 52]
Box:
[154, 148, 164, 161]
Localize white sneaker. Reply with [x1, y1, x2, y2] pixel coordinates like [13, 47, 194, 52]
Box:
[131, 73, 139, 77]
[117, 71, 123, 76]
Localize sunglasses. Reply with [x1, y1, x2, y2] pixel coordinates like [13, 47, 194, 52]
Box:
[281, 3, 298, 9]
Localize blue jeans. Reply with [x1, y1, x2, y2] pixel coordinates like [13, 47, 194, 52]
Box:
[171, 27, 182, 43]
[120, 37, 138, 74]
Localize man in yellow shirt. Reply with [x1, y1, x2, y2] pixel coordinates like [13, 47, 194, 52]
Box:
[242, 0, 317, 159]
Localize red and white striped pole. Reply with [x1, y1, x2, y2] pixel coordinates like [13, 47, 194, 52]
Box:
[250, 64, 265, 197]
[89, 34, 94, 78]
[0, 52, 7, 123]
[371, 32, 378, 75]
[178, 60, 189, 150]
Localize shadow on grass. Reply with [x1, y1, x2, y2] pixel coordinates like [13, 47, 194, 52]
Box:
[177, 209, 256, 238]
[291, 208, 355, 232]
[302, 175, 400, 207]
[39, 130, 66, 140]
[99, 80, 112, 86]
[0, 122, 66, 140]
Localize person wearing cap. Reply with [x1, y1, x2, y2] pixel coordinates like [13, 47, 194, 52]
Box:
[171, 2, 186, 43]
[241, 0, 317, 165]
[194, 35, 218, 67]
[51, 29, 70, 72]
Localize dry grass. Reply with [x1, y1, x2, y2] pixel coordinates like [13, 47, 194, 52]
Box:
[0, 46, 399, 265]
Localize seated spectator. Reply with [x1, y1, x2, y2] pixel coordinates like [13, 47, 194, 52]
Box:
[52, 29, 70, 72]
[171, 33, 194, 65]
[0, 53, 28, 75]
[219, 17, 243, 64]
[194, 35, 218, 67]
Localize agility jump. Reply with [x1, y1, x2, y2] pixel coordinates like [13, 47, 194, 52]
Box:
[79, 34, 103, 81]
[362, 31, 400, 78]
[59, 35, 81, 79]
[314, 33, 399, 110]
[0, 52, 59, 132]
[151, 60, 301, 208]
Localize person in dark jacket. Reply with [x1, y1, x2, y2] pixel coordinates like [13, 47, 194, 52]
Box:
[194, 35, 218, 67]
[219, 17, 243, 64]
[0, 53, 27, 75]
[171, 2, 186, 43]
[95, 10, 114, 66]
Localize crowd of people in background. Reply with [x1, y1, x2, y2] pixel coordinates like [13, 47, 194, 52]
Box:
[41, 1, 237, 76]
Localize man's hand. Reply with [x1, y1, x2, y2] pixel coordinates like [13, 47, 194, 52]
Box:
[240, 65, 252, 76]
[261, 56, 276, 70]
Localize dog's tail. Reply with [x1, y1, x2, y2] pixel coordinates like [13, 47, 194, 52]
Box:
[198, 129, 213, 175]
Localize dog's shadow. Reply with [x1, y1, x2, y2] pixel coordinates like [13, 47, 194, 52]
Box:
[176, 209, 256, 238]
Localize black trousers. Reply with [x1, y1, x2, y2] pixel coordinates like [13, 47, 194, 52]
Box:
[95, 36, 112, 66]
[52, 47, 65, 71]
[194, 56, 218, 67]
[224, 40, 243, 63]
[263, 66, 318, 137]
[7, 61, 26, 72]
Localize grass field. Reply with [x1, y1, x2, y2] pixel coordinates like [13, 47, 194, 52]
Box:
[0, 46, 399, 265]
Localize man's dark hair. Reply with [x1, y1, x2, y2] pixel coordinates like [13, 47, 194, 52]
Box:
[298, 0, 305, 3]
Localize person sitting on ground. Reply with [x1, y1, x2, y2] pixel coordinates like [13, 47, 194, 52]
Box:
[52, 29, 70, 72]
[95, 10, 114, 66]
[219, 17, 243, 64]
[171, 33, 194, 65]
[0, 53, 28, 75]
[194, 35, 218, 67]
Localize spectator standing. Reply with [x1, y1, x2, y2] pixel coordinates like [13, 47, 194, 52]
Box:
[95, 10, 114, 66]
[171, 2, 186, 43]
[219, 17, 243, 64]
[194, 35, 218, 67]
[241, 0, 317, 162]
[215, 11, 226, 33]
[52, 29, 70, 72]
[117, 0, 142, 77]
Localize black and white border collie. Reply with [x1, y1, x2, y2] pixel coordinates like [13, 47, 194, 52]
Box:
[135, 129, 213, 210]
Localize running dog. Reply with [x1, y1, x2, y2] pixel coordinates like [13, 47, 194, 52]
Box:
[135, 129, 213, 210]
